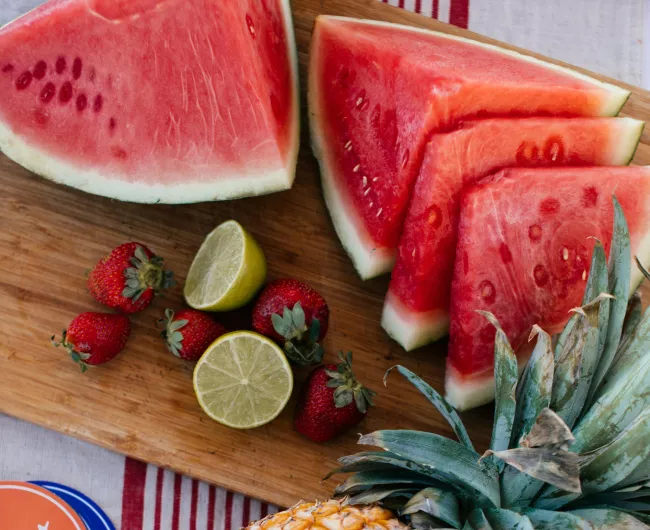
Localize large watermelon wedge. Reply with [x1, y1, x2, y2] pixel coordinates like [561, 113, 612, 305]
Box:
[446, 166, 650, 411]
[0, 0, 299, 203]
[309, 16, 630, 279]
[382, 117, 644, 351]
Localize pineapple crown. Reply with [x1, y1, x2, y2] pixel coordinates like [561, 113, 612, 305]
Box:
[52, 330, 91, 373]
[162, 309, 189, 357]
[272, 302, 324, 366]
[327, 351, 376, 413]
[332, 197, 650, 529]
[122, 245, 175, 302]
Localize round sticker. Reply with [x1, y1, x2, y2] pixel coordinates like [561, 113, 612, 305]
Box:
[31, 482, 115, 530]
[0, 481, 86, 530]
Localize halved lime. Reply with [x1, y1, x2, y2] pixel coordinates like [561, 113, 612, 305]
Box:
[193, 331, 293, 429]
[184, 220, 266, 312]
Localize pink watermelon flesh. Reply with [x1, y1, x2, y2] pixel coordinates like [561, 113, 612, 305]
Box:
[446, 166, 650, 411]
[383, 117, 643, 351]
[309, 16, 630, 279]
[0, 0, 299, 203]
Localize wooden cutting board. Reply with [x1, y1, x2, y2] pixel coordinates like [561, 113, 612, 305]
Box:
[1, 0, 649, 509]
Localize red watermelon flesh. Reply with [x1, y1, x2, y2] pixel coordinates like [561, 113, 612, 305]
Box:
[382, 117, 643, 351]
[446, 166, 650, 411]
[309, 16, 630, 279]
[0, 0, 299, 203]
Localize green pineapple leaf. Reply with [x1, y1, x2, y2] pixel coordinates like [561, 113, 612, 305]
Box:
[347, 487, 417, 506]
[386, 365, 474, 452]
[334, 469, 441, 496]
[478, 311, 518, 472]
[580, 408, 650, 495]
[551, 295, 609, 429]
[590, 196, 632, 398]
[569, 508, 648, 529]
[483, 508, 533, 530]
[402, 487, 462, 529]
[512, 325, 554, 446]
[523, 508, 592, 529]
[467, 508, 492, 530]
[571, 307, 650, 454]
[359, 430, 500, 508]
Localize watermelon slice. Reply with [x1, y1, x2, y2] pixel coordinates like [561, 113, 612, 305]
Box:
[309, 16, 630, 279]
[382, 117, 644, 351]
[446, 166, 650, 411]
[0, 0, 299, 203]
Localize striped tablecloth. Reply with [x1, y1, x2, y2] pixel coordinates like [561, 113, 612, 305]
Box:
[1, 1, 648, 528]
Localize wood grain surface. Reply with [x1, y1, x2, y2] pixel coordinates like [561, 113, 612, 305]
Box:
[1, 0, 648, 508]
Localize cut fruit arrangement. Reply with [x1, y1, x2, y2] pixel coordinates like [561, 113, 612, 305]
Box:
[5, 1, 650, 527]
[245, 205, 650, 528]
[0, 0, 299, 203]
[309, 15, 650, 409]
[53, 219, 373, 438]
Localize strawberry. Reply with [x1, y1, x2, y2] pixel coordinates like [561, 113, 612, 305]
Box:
[294, 352, 376, 442]
[162, 308, 227, 361]
[52, 312, 131, 372]
[252, 279, 329, 366]
[88, 242, 174, 314]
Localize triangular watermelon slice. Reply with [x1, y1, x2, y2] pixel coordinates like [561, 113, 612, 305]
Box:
[382, 117, 644, 351]
[0, 0, 299, 203]
[446, 166, 650, 411]
[309, 16, 630, 279]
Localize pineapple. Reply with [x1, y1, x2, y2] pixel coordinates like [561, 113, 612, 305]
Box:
[248, 197, 650, 529]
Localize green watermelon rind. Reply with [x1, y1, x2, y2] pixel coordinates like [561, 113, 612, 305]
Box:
[445, 166, 650, 412]
[0, 0, 300, 204]
[310, 16, 632, 281]
[382, 118, 645, 352]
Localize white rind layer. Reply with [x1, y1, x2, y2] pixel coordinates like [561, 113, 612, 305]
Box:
[381, 292, 449, 351]
[0, 0, 300, 204]
[311, 16, 631, 279]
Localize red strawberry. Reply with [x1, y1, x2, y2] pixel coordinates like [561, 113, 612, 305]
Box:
[162, 308, 227, 361]
[52, 312, 131, 372]
[88, 242, 174, 314]
[252, 279, 329, 366]
[294, 352, 376, 442]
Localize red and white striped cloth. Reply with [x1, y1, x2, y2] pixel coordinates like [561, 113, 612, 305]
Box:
[1, 1, 647, 528]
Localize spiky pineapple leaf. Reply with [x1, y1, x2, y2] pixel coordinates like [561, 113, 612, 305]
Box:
[568, 487, 650, 509]
[334, 451, 480, 502]
[359, 431, 501, 508]
[483, 508, 534, 530]
[613, 293, 644, 369]
[467, 508, 493, 530]
[581, 243, 611, 406]
[408, 511, 454, 530]
[334, 469, 442, 495]
[386, 365, 474, 452]
[403, 487, 461, 529]
[580, 408, 650, 495]
[590, 196, 632, 399]
[551, 296, 608, 429]
[572, 308, 650, 454]
[512, 325, 554, 447]
[477, 312, 517, 472]
[570, 508, 649, 530]
[347, 487, 416, 505]
[614, 456, 650, 490]
[523, 508, 593, 529]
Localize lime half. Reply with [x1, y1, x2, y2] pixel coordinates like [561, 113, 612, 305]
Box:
[184, 220, 266, 311]
[193, 331, 293, 429]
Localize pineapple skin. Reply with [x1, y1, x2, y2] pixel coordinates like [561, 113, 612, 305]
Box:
[246, 500, 406, 530]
